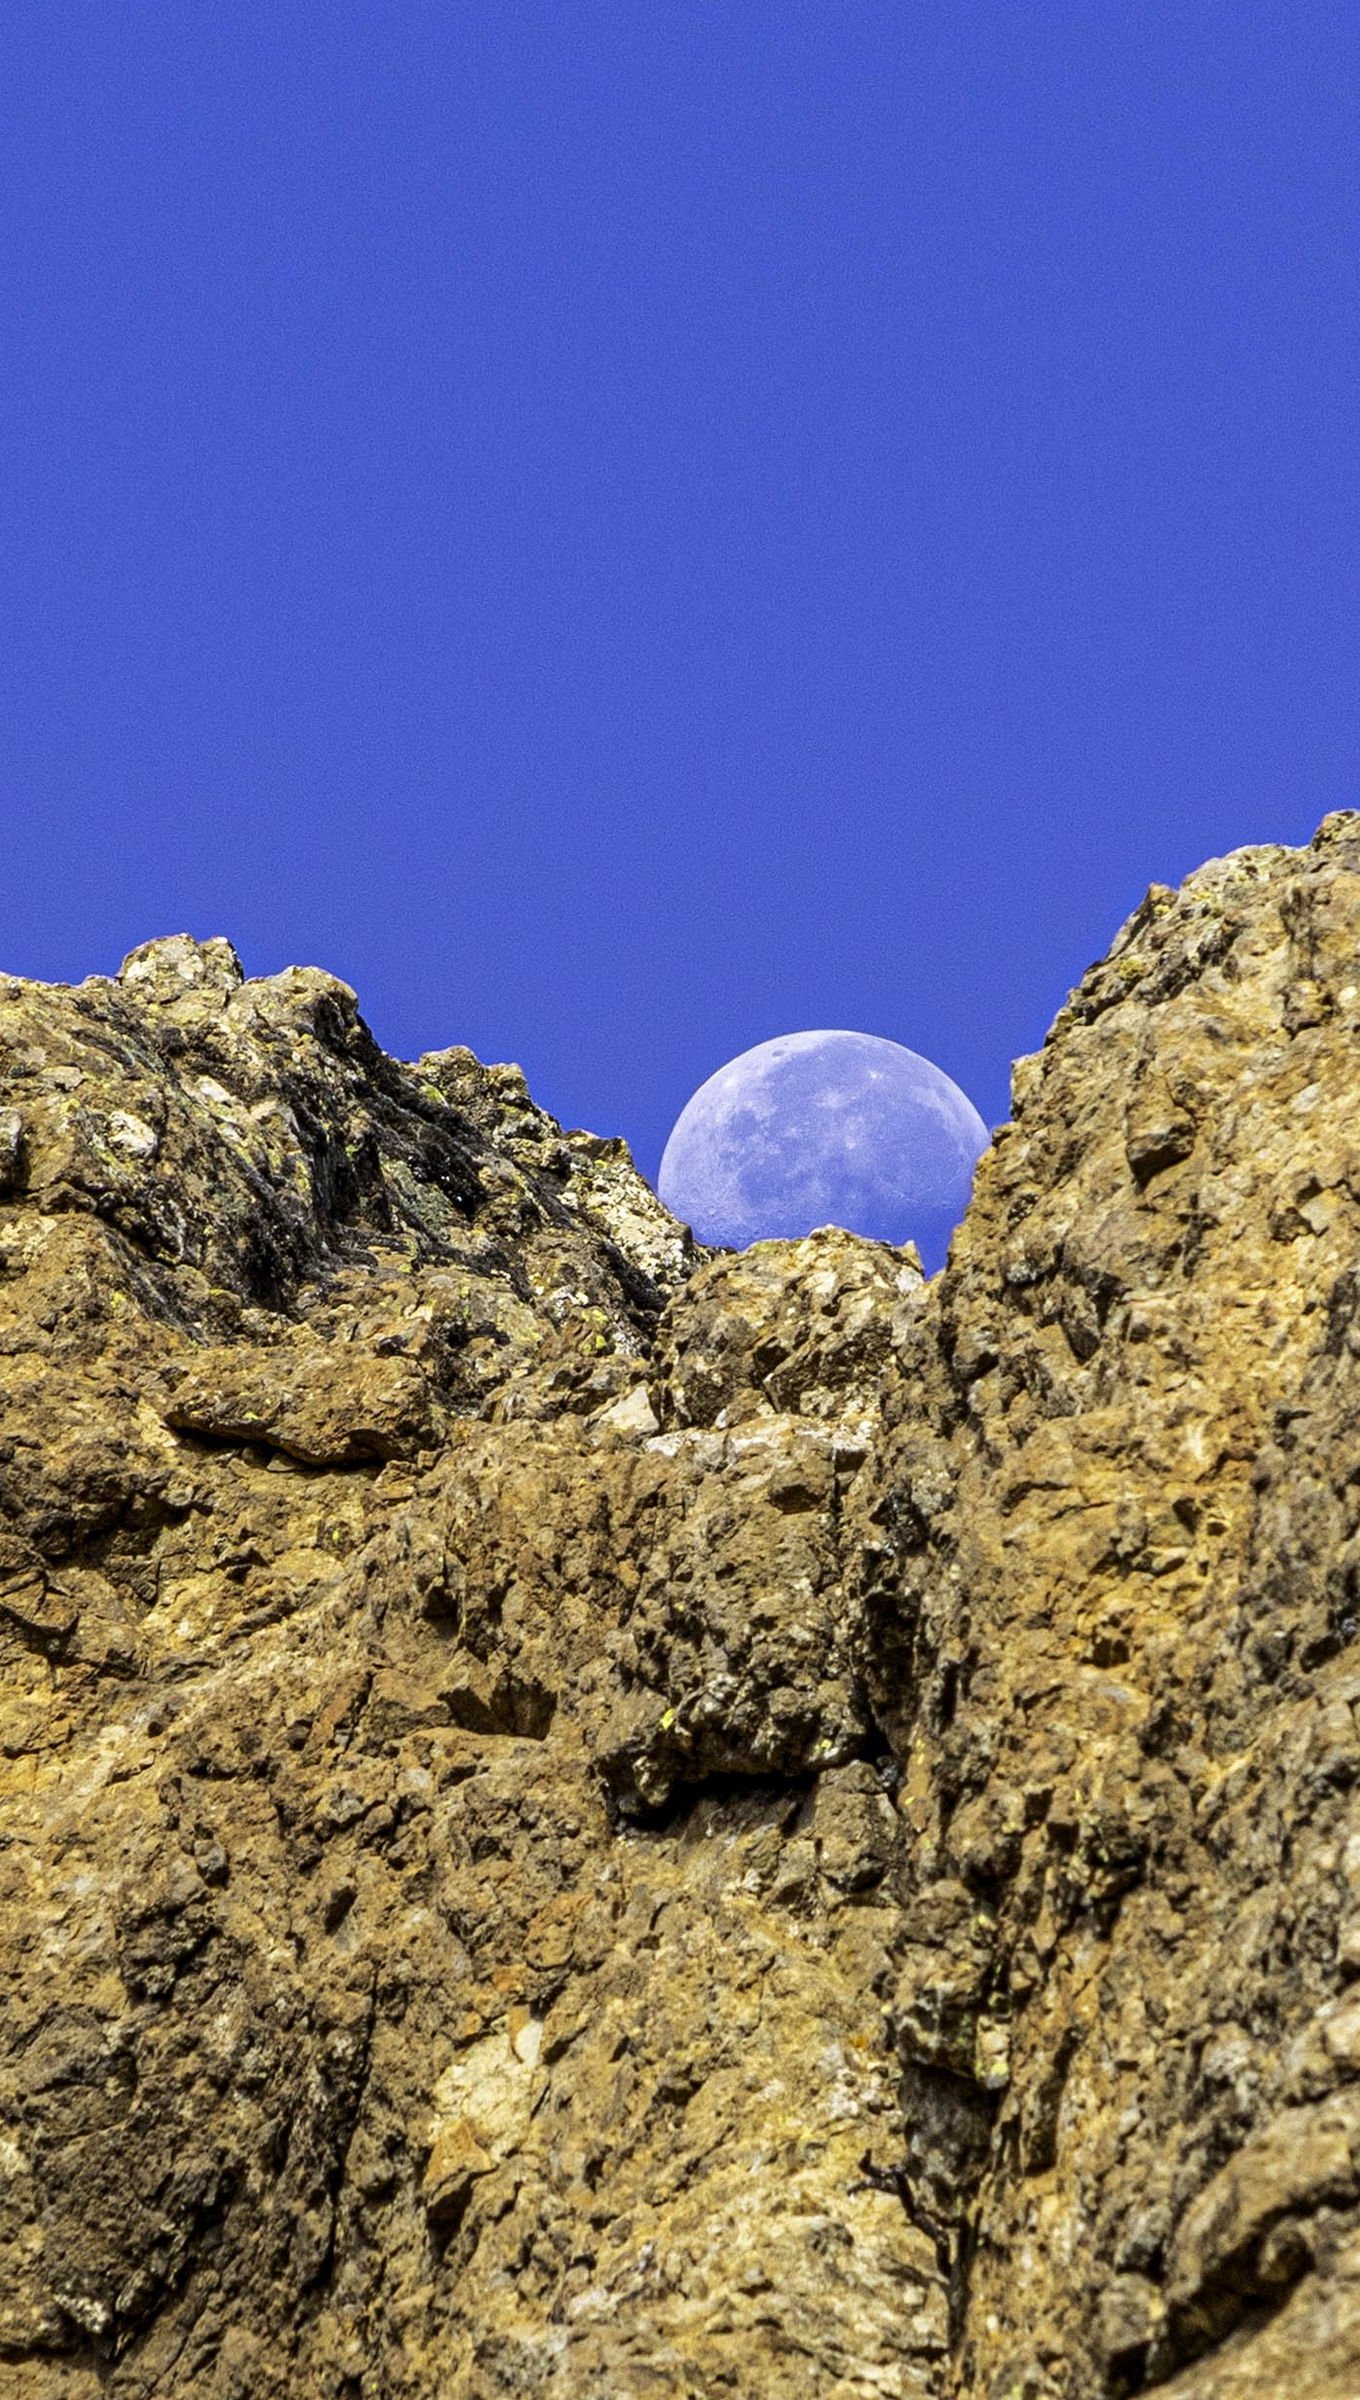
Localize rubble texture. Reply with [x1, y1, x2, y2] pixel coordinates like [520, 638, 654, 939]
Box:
[5, 820, 1360, 2396]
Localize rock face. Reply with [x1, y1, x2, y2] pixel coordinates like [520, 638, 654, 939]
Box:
[6, 823, 1360, 2396]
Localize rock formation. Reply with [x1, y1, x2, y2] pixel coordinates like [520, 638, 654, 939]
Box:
[5, 819, 1360, 2396]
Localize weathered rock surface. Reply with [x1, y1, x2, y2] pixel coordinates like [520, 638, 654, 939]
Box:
[7, 822, 1360, 2395]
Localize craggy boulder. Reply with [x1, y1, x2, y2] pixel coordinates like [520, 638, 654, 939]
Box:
[10, 822, 1360, 2398]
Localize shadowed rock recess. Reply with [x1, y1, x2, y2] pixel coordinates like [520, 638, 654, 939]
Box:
[8, 825, 1360, 2398]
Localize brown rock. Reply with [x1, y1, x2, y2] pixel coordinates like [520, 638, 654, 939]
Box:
[9, 828, 1360, 2393]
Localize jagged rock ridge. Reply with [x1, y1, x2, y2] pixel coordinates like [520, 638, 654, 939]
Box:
[4, 823, 1360, 2397]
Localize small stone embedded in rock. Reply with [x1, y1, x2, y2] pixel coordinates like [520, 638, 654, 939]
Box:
[0, 1106, 24, 1193]
[589, 1381, 659, 1436]
[118, 933, 245, 994]
[106, 1110, 160, 1160]
[508, 2008, 544, 2067]
[421, 2119, 494, 2232]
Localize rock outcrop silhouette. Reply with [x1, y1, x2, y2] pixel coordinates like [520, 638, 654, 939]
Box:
[6, 820, 1360, 2397]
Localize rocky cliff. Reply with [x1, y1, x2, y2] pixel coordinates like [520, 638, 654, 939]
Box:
[5, 821, 1360, 2398]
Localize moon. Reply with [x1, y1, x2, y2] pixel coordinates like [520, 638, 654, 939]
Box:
[657, 1030, 989, 1274]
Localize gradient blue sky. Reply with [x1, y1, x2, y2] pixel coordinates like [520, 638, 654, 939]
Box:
[3, 4, 1357, 1178]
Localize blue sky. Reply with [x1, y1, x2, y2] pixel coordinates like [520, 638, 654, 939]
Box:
[3, 3, 1357, 1176]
